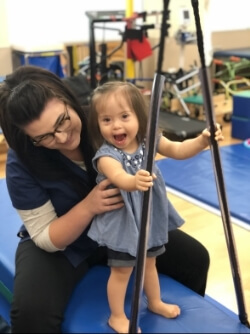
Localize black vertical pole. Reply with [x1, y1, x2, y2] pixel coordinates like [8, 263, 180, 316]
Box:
[129, 73, 165, 333]
[89, 20, 97, 89]
[99, 43, 108, 85]
[156, 0, 171, 74]
[65, 46, 74, 77]
[191, 0, 249, 327]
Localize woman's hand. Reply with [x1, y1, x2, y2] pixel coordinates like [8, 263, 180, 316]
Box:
[86, 179, 124, 216]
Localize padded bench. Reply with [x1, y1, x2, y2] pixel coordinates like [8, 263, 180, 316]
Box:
[1, 178, 250, 333]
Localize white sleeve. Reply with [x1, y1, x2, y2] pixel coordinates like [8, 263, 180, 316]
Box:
[17, 200, 66, 252]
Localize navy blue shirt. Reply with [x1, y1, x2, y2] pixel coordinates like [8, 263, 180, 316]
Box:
[6, 149, 98, 267]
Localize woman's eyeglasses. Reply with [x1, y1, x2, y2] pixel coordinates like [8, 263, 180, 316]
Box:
[31, 105, 71, 146]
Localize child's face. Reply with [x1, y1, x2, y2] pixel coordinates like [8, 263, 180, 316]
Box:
[97, 94, 139, 153]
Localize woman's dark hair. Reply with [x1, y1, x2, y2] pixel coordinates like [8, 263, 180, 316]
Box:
[0, 65, 96, 195]
[88, 81, 149, 150]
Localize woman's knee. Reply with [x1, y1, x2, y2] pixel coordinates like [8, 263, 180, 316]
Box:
[11, 294, 63, 333]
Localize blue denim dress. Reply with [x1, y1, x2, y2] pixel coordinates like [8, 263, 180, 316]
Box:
[88, 140, 184, 257]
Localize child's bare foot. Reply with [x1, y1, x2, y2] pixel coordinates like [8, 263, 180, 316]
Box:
[148, 300, 180, 318]
[108, 315, 141, 333]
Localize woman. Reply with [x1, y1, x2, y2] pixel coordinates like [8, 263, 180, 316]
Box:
[0, 66, 209, 333]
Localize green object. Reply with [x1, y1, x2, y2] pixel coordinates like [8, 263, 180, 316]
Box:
[0, 281, 13, 304]
[183, 94, 203, 105]
[234, 90, 250, 97]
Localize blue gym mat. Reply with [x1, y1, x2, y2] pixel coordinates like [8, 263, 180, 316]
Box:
[156, 143, 250, 229]
[2, 177, 250, 332]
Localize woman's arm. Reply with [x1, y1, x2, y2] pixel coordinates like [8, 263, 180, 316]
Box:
[7, 149, 123, 251]
[158, 125, 224, 160]
[48, 179, 123, 249]
[17, 200, 61, 252]
[18, 179, 123, 251]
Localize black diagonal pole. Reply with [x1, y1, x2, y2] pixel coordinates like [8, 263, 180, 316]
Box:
[191, 0, 249, 327]
[129, 73, 165, 333]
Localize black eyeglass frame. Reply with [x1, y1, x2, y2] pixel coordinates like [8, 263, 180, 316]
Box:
[31, 105, 71, 146]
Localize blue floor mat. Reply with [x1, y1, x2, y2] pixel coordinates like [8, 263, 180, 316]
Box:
[156, 143, 250, 228]
[1, 173, 250, 332]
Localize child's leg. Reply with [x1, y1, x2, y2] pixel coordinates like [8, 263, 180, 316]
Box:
[107, 266, 134, 333]
[144, 256, 181, 318]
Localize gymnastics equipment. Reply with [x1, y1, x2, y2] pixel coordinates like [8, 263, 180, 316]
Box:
[85, 10, 125, 89]
[158, 109, 206, 141]
[129, 73, 165, 332]
[212, 57, 250, 118]
[155, 0, 206, 140]
[213, 57, 250, 87]
[210, 55, 250, 123]
[125, 0, 135, 80]
[169, 67, 202, 116]
[87, 1, 207, 143]
[213, 77, 250, 100]
[158, 2, 203, 118]
[191, 0, 249, 327]
[157, 143, 250, 230]
[85, 10, 156, 89]
[214, 48, 250, 60]
[231, 91, 250, 140]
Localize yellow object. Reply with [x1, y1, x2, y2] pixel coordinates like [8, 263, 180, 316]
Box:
[126, 0, 135, 80]
[40, 52, 57, 57]
[126, 0, 133, 16]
